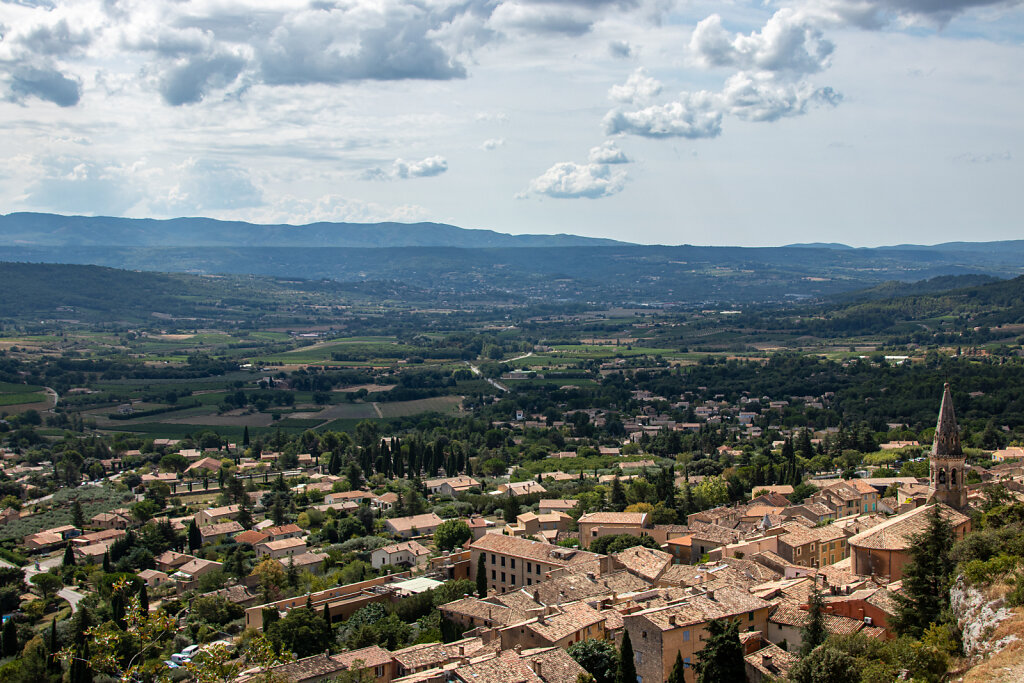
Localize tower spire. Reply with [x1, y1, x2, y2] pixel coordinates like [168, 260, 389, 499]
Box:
[932, 382, 962, 457]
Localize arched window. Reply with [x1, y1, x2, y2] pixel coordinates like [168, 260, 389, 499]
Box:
[938, 468, 946, 486]
[951, 469, 957, 486]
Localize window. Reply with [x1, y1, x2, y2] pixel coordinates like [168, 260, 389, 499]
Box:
[527, 578, 532, 585]
[501, 556, 506, 567]
[501, 572, 506, 583]
[748, 611, 755, 621]
[592, 530, 598, 537]
[641, 631, 647, 639]
[683, 630, 690, 642]
[684, 657, 691, 668]
[511, 558, 515, 569]
[536, 564, 542, 574]
[491, 570, 496, 579]
[491, 554, 496, 564]
[375, 665, 384, 677]
[527, 562, 532, 573]
[635, 652, 642, 664]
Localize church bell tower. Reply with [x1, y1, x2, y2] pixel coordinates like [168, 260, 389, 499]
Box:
[928, 383, 967, 510]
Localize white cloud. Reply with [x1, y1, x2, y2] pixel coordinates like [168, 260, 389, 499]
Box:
[608, 68, 663, 104]
[604, 94, 724, 139]
[528, 160, 628, 199]
[792, 0, 1020, 29]
[588, 140, 631, 164]
[721, 70, 841, 121]
[689, 10, 834, 75]
[481, 138, 506, 150]
[363, 155, 450, 180]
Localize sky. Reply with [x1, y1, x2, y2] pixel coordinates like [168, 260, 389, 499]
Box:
[0, 0, 1021, 247]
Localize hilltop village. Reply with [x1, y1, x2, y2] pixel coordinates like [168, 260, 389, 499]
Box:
[3, 367, 1024, 683]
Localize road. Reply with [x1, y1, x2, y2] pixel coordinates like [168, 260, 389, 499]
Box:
[23, 554, 86, 612]
[464, 361, 509, 393]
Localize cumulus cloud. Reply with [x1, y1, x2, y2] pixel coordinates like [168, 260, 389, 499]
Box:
[154, 158, 263, 213]
[608, 68, 663, 104]
[721, 70, 841, 122]
[7, 64, 82, 107]
[604, 94, 724, 139]
[793, 0, 1020, 29]
[528, 160, 628, 199]
[690, 10, 834, 75]
[588, 140, 631, 164]
[363, 156, 450, 180]
[159, 52, 246, 105]
[950, 150, 1013, 163]
[481, 138, 506, 150]
[22, 157, 142, 215]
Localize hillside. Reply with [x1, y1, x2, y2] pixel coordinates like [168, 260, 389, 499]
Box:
[0, 212, 627, 249]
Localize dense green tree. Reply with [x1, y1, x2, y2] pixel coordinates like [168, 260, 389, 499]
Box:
[801, 584, 827, 655]
[694, 618, 744, 683]
[615, 630, 636, 683]
[588, 533, 660, 555]
[187, 519, 201, 552]
[789, 645, 860, 683]
[71, 499, 85, 529]
[63, 542, 76, 567]
[266, 607, 333, 659]
[893, 505, 956, 637]
[476, 553, 487, 598]
[610, 476, 627, 512]
[567, 638, 618, 683]
[1, 615, 17, 657]
[667, 651, 686, 683]
[434, 520, 471, 551]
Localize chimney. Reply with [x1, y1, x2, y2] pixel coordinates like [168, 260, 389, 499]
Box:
[762, 653, 773, 667]
[707, 590, 716, 601]
[458, 645, 464, 656]
[534, 590, 540, 602]
[535, 661, 542, 677]
[668, 615, 677, 626]
[538, 613, 546, 625]
[514, 645, 522, 654]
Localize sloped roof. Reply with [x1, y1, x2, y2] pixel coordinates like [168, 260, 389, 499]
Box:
[847, 503, 969, 551]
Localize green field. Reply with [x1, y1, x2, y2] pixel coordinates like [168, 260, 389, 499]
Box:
[377, 395, 462, 417]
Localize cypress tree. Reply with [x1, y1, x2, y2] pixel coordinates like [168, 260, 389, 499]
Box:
[323, 603, 332, 626]
[102, 550, 111, 573]
[801, 584, 827, 655]
[615, 629, 636, 683]
[667, 651, 686, 683]
[476, 553, 487, 598]
[2, 615, 18, 657]
[48, 617, 59, 671]
[139, 583, 149, 613]
[892, 504, 956, 637]
[71, 500, 85, 529]
[243, 426, 250, 447]
[694, 618, 744, 683]
[63, 542, 76, 567]
[70, 607, 93, 683]
[188, 519, 201, 552]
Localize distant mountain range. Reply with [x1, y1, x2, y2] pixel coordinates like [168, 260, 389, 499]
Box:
[2, 212, 1024, 305]
[0, 212, 627, 249]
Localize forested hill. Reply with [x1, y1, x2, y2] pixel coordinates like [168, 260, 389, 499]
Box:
[0, 212, 626, 249]
[778, 274, 1024, 337]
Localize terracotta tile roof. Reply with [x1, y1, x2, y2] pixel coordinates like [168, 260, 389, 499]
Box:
[745, 643, 798, 678]
[471, 535, 603, 568]
[288, 551, 328, 568]
[265, 523, 303, 537]
[234, 530, 269, 545]
[865, 587, 900, 616]
[577, 511, 647, 525]
[769, 604, 866, 635]
[259, 653, 346, 681]
[454, 649, 542, 683]
[440, 597, 529, 626]
[613, 546, 672, 582]
[333, 645, 393, 669]
[200, 521, 243, 538]
[632, 587, 771, 630]
[386, 513, 444, 533]
[777, 522, 845, 547]
[378, 540, 431, 556]
[494, 590, 543, 612]
[539, 499, 578, 511]
[520, 603, 604, 643]
[689, 524, 745, 545]
[520, 647, 588, 683]
[848, 504, 969, 551]
[258, 537, 307, 551]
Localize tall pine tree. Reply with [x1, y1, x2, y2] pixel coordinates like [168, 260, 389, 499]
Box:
[801, 583, 827, 655]
[694, 618, 745, 683]
[615, 630, 636, 683]
[892, 504, 956, 637]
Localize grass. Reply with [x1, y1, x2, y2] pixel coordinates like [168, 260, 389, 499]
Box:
[377, 395, 462, 418]
[0, 391, 47, 406]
